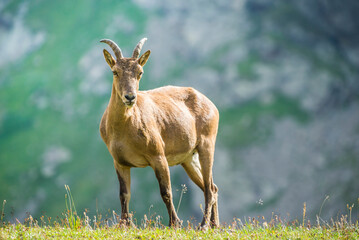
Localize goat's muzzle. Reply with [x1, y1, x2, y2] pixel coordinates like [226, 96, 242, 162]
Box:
[124, 94, 136, 107]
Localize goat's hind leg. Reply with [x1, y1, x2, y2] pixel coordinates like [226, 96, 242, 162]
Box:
[182, 154, 219, 228]
[197, 139, 219, 229]
[210, 183, 219, 227]
[181, 153, 204, 192]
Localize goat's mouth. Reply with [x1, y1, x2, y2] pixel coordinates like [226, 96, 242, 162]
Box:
[124, 100, 136, 107]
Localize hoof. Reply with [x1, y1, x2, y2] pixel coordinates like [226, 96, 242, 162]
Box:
[119, 219, 136, 228]
[210, 221, 219, 228]
[198, 224, 209, 231]
[169, 218, 182, 228]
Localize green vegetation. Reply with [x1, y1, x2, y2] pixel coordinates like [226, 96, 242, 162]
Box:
[1, 190, 358, 239]
[1, 0, 359, 225]
[1, 211, 358, 239]
[1, 224, 358, 239]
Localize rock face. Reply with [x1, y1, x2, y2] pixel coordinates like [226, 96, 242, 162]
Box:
[0, 0, 358, 223]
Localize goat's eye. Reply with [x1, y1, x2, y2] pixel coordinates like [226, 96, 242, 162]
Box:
[138, 72, 143, 77]
[112, 71, 118, 76]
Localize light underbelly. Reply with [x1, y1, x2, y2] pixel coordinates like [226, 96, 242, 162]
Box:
[110, 140, 196, 168]
[110, 141, 149, 168]
[167, 151, 194, 167]
[121, 150, 150, 168]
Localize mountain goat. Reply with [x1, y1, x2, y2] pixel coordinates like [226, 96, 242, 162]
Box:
[99, 38, 219, 228]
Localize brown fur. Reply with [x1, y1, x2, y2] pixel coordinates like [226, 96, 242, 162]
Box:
[100, 39, 219, 228]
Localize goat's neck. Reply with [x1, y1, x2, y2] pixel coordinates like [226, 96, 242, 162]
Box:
[108, 84, 134, 124]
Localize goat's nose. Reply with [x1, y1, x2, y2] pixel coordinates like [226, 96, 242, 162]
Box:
[125, 94, 136, 101]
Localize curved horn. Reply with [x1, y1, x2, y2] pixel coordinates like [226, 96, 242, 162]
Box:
[100, 39, 123, 59]
[132, 38, 147, 58]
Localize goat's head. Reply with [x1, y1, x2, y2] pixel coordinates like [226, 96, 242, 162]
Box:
[100, 38, 150, 107]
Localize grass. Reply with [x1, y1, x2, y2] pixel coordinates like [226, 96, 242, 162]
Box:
[1, 187, 358, 239]
[1, 215, 358, 239]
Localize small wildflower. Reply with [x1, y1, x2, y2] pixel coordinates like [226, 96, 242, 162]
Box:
[256, 198, 263, 205]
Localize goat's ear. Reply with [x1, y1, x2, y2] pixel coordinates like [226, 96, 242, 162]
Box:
[138, 50, 151, 66]
[103, 49, 116, 68]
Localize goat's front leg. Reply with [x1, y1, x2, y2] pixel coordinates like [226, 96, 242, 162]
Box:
[114, 162, 133, 226]
[151, 156, 181, 227]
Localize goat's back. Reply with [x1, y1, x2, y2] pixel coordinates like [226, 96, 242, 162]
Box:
[140, 86, 219, 136]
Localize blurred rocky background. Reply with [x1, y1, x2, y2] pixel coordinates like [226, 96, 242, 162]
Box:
[0, 0, 358, 224]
